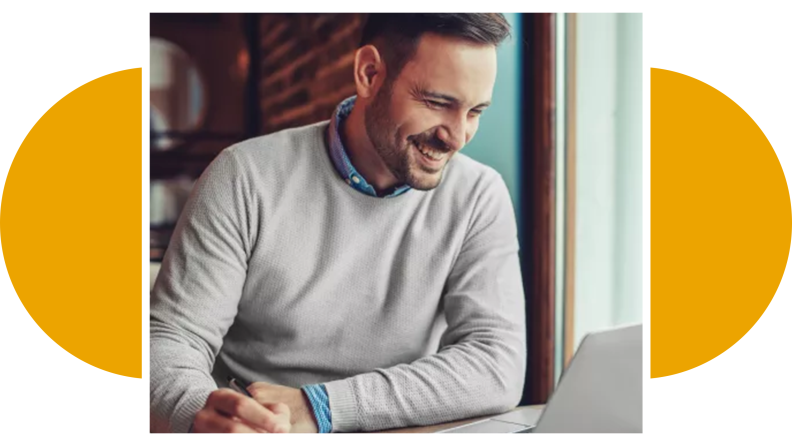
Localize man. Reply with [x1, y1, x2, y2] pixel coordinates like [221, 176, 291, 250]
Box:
[150, 13, 526, 433]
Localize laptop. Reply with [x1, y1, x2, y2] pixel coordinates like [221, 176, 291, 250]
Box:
[439, 323, 642, 433]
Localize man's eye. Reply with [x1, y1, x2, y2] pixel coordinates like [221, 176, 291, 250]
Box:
[469, 109, 484, 117]
[426, 100, 447, 109]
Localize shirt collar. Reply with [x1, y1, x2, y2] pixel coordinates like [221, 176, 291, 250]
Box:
[327, 96, 411, 198]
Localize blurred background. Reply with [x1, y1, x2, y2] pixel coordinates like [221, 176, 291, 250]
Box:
[149, 13, 642, 406]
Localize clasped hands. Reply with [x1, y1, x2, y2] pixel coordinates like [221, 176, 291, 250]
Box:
[192, 382, 320, 433]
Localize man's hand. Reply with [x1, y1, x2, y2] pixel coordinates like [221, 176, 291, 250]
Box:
[192, 388, 291, 433]
[247, 382, 320, 433]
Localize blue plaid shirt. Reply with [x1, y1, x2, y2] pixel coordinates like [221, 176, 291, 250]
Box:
[301, 96, 411, 433]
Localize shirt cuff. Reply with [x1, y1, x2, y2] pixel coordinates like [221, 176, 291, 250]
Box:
[172, 389, 212, 433]
[302, 384, 333, 433]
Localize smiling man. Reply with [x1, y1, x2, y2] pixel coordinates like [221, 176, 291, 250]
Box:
[150, 13, 526, 434]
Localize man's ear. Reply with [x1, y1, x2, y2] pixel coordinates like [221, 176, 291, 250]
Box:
[353, 44, 385, 99]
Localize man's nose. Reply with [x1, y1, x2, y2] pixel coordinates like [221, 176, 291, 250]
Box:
[436, 115, 468, 152]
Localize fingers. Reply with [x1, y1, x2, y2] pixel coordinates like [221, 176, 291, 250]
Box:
[247, 382, 268, 394]
[208, 389, 290, 433]
[246, 383, 292, 423]
[192, 408, 259, 433]
[266, 402, 290, 417]
[264, 402, 291, 425]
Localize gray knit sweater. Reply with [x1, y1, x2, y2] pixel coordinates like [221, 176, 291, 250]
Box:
[149, 121, 526, 433]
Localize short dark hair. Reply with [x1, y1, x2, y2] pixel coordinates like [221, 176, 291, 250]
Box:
[359, 13, 511, 80]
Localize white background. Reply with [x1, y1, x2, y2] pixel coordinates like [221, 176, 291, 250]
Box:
[0, 0, 790, 444]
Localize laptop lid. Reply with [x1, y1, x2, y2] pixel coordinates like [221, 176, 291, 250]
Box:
[532, 323, 643, 433]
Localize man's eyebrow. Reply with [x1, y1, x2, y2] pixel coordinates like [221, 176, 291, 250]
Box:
[419, 89, 491, 109]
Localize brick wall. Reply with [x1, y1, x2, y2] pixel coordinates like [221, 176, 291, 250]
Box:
[258, 13, 367, 134]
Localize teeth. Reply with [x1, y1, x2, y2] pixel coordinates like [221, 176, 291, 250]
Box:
[416, 144, 443, 161]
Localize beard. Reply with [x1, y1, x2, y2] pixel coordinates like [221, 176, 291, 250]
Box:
[364, 80, 452, 191]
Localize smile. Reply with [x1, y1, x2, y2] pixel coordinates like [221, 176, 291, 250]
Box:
[413, 141, 445, 162]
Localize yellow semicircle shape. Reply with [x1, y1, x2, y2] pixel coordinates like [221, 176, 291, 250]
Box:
[0, 69, 141, 378]
[651, 68, 791, 378]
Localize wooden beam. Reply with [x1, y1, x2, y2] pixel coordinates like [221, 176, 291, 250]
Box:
[520, 12, 557, 405]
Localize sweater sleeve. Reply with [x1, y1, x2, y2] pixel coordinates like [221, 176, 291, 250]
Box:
[149, 147, 252, 433]
[323, 173, 527, 432]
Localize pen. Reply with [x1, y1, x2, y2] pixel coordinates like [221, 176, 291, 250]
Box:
[227, 375, 254, 398]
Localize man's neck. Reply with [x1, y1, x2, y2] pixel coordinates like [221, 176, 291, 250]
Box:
[341, 103, 400, 194]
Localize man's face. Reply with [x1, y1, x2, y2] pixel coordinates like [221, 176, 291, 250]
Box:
[364, 33, 498, 190]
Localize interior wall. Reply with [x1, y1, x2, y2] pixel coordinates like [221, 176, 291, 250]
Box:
[258, 13, 366, 134]
[462, 13, 522, 218]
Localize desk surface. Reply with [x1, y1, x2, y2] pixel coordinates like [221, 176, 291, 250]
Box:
[375, 405, 545, 433]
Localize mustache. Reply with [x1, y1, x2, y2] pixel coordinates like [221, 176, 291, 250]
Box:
[408, 132, 450, 153]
